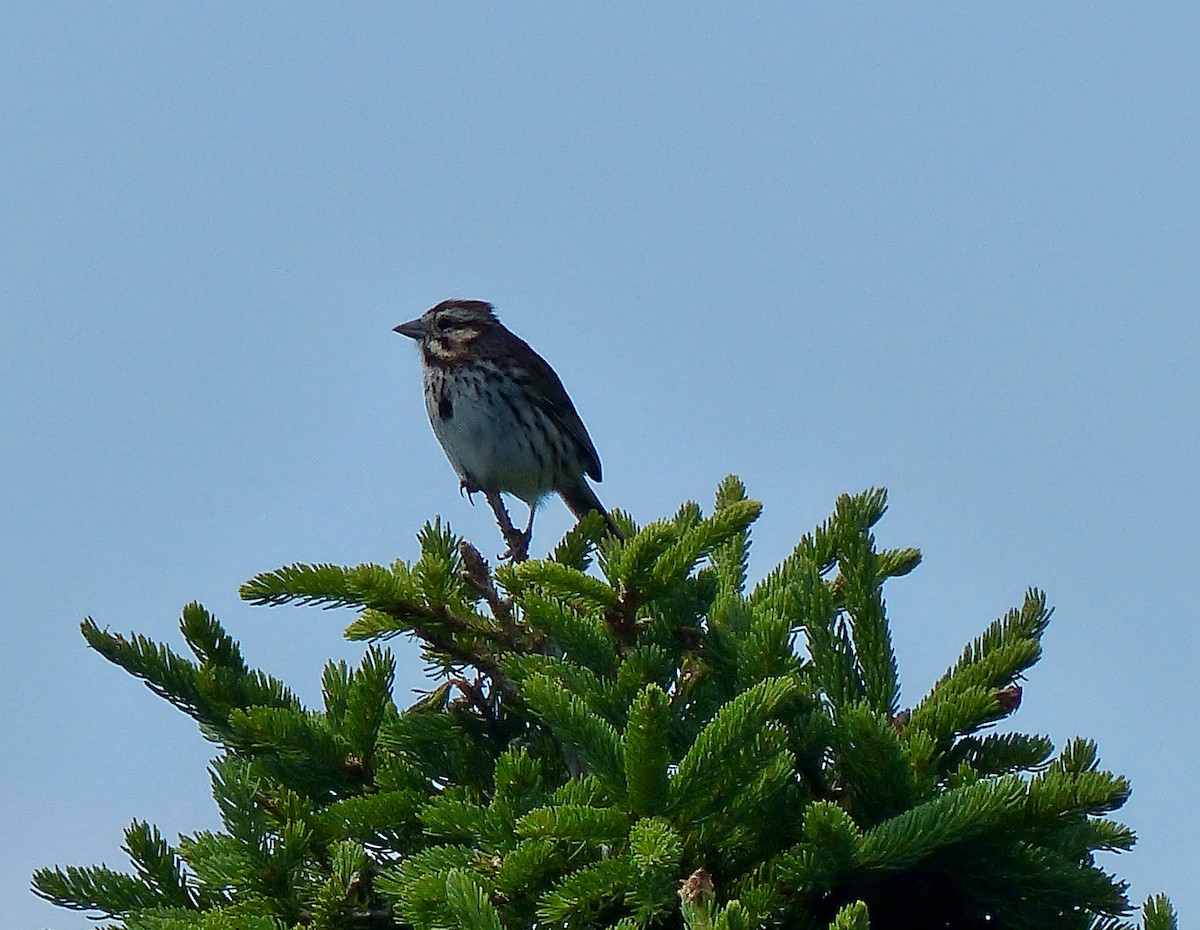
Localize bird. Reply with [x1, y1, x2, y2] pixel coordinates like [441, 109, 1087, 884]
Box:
[394, 299, 621, 560]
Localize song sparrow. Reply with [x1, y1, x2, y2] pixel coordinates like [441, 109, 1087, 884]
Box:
[394, 299, 621, 560]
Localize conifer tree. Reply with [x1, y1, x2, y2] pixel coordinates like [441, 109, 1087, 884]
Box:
[35, 480, 1177, 929]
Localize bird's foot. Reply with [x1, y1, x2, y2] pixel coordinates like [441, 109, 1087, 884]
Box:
[483, 490, 531, 563]
[498, 529, 531, 564]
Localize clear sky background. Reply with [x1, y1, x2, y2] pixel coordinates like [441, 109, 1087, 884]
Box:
[3, 5, 1197, 927]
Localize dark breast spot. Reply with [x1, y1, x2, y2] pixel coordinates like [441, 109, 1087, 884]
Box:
[438, 394, 453, 421]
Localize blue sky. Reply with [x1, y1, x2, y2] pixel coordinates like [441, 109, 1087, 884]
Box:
[3, 5, 1197, 926]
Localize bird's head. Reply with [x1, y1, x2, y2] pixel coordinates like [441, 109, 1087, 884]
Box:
[394, 299, 500, 359]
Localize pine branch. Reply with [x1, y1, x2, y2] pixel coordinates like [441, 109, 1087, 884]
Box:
[522, 673, 625, 794]
[1142, 895, 1179, 930]
[855, 775, 1027, 871]
[835, 492, 899, 716]
[648, 499, 762, 599]
[318, 790, 423, 850]
[944, 732, 1056, 777]
[793, 567, 861, 710]
[459, 540, 515, 630]
[613, 520, 679, 595]
[829, 901, 871, 930]
[622, 684, 672, 816]
[444, 868, 507, 930]
[81, 607, 300, 744]
[832, 703, 915, 827]
[536, 856, 633, 927]
[123, 821, 195, 910]
[711, 475, 753, 597]
[749, 511, 840, 611]
[520, 593, 619, 677]
[551, 510, 607, 572]
[907, 685, 1007, 748]
[930, 588, 1052, 694]
[32, 863, 167, 916]
[669, 676, 798, 815]
[909, 589, 1052, 758]
[510, 560, 622, 612]
[627, 817, 684, 924]
[420, 789, 489, 842]
[516, 804, 629, 844]
[240, 562, 403, 610]
[376, 845, 479, 929]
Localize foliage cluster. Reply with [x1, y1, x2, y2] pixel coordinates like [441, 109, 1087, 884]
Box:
[34, 480, 1176, 929]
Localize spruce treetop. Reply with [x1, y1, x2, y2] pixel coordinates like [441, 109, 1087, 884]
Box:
[34, 479, 1177, 930]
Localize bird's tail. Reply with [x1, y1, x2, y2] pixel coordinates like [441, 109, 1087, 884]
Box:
[560, 480, 625, 540]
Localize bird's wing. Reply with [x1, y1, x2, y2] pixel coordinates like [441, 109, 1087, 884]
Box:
[522, 344, 603, 483]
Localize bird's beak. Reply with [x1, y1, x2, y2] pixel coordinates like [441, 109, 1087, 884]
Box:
[393, 318, 426, 340]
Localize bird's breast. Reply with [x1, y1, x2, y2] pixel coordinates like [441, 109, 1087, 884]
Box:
[423, 369, 570, 505]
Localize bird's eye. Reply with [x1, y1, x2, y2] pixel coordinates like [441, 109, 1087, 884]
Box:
[435, 317, 453, 333]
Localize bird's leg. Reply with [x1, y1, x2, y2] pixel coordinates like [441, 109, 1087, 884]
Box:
[460, 477, 480, 504]
[484, 491, 529, 562]
[515, 503, 539, 560]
